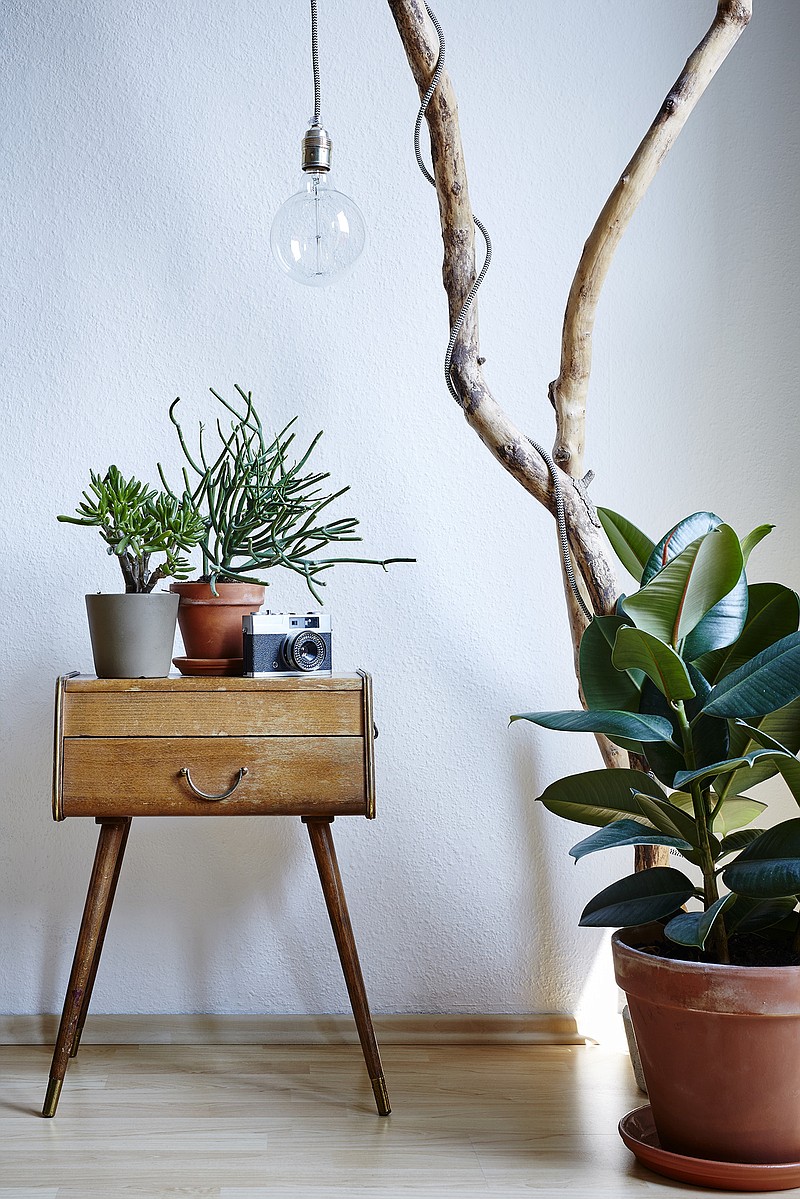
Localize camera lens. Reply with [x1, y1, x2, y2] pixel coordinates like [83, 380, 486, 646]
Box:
[282, 630, 326, 672]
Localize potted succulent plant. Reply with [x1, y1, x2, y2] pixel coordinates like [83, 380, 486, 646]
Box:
[512, 510, 800, 1175]
[161, 386, 412, 664]
[58, 466, 205, 678]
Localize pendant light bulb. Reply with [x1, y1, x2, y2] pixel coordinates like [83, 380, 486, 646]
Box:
[271, 2, 365, 287]
[270, 130, 365, 288]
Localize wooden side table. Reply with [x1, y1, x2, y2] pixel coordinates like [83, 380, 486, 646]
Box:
[44, 671, 390, 1118]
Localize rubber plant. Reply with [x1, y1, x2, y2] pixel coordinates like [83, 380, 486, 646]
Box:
[160, 386, 412, 601]
[58, 466, 205, 593]
[513, 510, 800, 965]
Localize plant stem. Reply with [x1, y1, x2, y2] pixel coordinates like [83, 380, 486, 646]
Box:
[673, 701, 730, 963]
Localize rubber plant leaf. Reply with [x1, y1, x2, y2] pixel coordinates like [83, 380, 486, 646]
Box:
[579, 868, 696, 928]
[611, 626, 695, 703]
[702, 631, 800, 718]
[723, 819, 800, 898]
[596, 508, 654, 583]
[740, 524, 774, 565]
[716, 699, 800, 800]
[624, 525, 743, 647]
[510, 709, 676, 743]
[673, 747, 794, 790]
[725, 895, 797, 935]
[579, 615, 642, 712]
[694, 583, 800, 684]
[569, 819, 693, 862]
[664, 894, 734, 949]
[735, 721, 800, 804]
[536, 769, 665, 829]
[641, 512, 723, 586]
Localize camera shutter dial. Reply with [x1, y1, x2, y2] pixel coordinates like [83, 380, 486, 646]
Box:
[282, 630, 326, 672]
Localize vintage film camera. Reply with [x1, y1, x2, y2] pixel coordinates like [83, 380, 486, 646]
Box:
[242, 612, 332, 677]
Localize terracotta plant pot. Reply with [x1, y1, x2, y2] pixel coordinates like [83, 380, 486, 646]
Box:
[613, 925, 800, 1165]
[85, 592, 180, 679]
[170, 581, 265, 659]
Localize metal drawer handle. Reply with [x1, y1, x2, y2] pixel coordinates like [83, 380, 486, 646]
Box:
[179, 766, 248, 801]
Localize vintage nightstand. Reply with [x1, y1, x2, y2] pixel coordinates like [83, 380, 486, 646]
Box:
[44, 670, 390, 1118]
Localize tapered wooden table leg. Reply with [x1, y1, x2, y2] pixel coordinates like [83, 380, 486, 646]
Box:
[303, 817, 390, 1116]
[69, 816, 131, 1058]
[42, 817, 131, 1117]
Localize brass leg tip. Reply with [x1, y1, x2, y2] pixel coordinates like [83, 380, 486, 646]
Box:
[42, 1078, 63, 1118]
[371, 1075, 391, 1117]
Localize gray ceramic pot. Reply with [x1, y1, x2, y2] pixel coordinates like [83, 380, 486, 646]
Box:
[85, 592, 180, 678]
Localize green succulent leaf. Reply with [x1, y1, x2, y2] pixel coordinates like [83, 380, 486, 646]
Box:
[511, 709, 676, 743]
[722, 819, 800, 898]
[536, 769, 665, 828]
[695, 584, 800, 685]
[624, 525, 743, 647]
[596, 509, 655, 583]
[612, 626, 695, 702]
[664, 894, 734, 950]
[703, 631, 800, 719]
[579, 868, 696, 928]
[579, 616, 642, 712]
[569, 819, 693, 862]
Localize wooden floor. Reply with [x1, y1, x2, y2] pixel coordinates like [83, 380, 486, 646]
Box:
[1, 1042, 724, 1197]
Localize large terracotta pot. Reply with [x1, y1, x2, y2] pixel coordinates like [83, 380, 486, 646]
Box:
[170, 581, 265, 659]
[613, 926, 800, 1164]
[85, 592, 179, 678]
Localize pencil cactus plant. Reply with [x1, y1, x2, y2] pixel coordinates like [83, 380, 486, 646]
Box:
[160, 386, 412, 600]
[513, 510, 800, 965]
[58, 466, 205, 593]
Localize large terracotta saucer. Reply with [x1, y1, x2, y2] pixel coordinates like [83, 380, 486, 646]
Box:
[619, 1105, 800, 1192]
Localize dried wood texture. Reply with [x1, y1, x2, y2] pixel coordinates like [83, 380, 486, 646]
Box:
[388, 1, 752, 869]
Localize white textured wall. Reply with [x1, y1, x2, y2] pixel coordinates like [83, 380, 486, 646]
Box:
[1, 1, 798, 1035]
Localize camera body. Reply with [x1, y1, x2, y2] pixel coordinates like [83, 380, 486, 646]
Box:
[242, 612, 332, 677]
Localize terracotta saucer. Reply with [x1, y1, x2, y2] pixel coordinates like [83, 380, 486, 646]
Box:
[172, 657, 243, 677]
[619, 1105, 800, 1192]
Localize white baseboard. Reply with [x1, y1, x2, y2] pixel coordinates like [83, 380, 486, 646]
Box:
[0, 1012, 584, 1046]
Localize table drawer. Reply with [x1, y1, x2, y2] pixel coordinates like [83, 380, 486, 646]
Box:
[60, 737, 367, 817]
[63, 689, 364, 738]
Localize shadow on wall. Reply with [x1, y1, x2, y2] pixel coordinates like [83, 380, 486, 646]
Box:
[511, 732, 617, 1032]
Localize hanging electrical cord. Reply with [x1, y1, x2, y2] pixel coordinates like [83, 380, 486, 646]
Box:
[414, 4, 594, 622]
[309, 0, 322, 127]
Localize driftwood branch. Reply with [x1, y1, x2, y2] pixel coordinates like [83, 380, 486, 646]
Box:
[550, 0, 752, 479]
[388, 1, 752, 864]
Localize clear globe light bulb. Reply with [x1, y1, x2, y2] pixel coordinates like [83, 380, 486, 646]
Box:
[270, 170, 366, 288]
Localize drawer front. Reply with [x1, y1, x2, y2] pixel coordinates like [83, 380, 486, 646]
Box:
[61, 737, 367, 817]
[63, 690, 363, 738]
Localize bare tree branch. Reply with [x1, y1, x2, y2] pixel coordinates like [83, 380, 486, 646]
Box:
[550, 0, 752, 479]
[388, 0, 753, 868]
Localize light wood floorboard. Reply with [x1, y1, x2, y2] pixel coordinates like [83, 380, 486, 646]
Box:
[0, 1044, 734, 1197]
